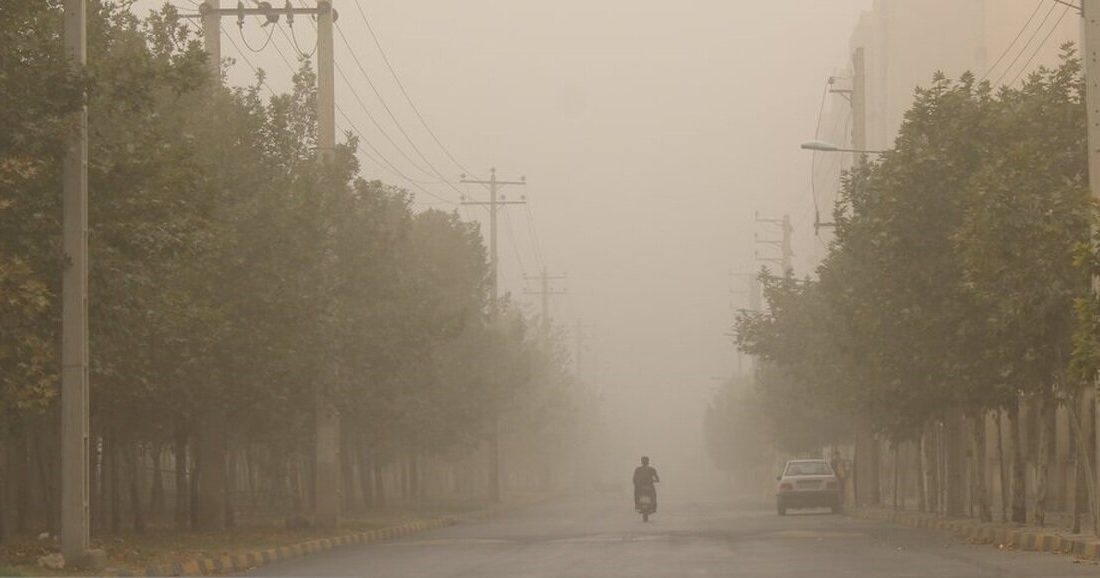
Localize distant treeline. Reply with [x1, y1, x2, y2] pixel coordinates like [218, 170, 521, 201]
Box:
[0, 1, 595, 539]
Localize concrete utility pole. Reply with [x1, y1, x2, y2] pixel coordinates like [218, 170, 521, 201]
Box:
[196, 0, 341, 528]
[524, 268, 567, 337]
[461, 169, 526, 503]
[61, 0, 100, 568]
[312, 0, 341, 531]
[852, 47, 867, 156]
[1083, 0, 1100, 531]
[848, 43, 881, 508]
[754, 213, 793, 277]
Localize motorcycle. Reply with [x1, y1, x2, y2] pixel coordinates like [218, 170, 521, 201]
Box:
[637, 488, 656, 522]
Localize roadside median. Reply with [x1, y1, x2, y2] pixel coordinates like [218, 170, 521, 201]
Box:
[853, 508, 1100, 561]
[110, 517, 455, 577]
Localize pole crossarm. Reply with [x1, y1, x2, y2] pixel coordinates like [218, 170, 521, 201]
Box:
[461, 179, 527, 186]
[461, 200, 527, 206]
[183, 4, 323, 19]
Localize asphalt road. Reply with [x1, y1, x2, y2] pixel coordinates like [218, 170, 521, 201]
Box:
[249, 490, 1100, 577]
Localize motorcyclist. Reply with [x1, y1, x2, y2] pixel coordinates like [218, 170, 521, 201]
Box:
[633, 456, 660, 512]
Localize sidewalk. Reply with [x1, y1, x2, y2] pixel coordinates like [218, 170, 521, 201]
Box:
[854, 508, 1100, 561]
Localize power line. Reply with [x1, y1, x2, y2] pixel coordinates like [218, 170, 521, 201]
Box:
[980, 0, 1045, 82]
[1007, 4, 1072, 87]
[227, 20, 457, 206]
[523, 203, 546, 271]
[992, 1, 1060, 87]
[221, 29, 277, 97]
[332, 22, 457, 185]
[502, 208, 529, 280]
[237, 19, 277, 52]
[349, 2, 479, 178]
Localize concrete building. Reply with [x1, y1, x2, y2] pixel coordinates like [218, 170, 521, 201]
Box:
[812, 0, 1079, 259]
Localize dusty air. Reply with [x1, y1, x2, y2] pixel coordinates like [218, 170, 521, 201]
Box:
[3, 1, 1100, 576]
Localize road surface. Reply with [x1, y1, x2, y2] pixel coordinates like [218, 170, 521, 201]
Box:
[249, 491, 1100, 577]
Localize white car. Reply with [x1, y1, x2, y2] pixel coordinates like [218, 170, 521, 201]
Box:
[776, 459, 841, 515]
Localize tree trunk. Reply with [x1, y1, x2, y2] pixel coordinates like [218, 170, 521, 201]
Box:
[917, 431, 928, 513]
[855, 423, 879, 507]
[1035, 397, 1053, 527]
[189, 437, 199, 530]
[1074, 429, 1088, 534]
[32, 417, 60, 536]
[923, 422, 939, 514]
[996, 410, 1009, 522]
[225, 450, 236, 529]
[1007, 400, 1027, 524]
[357, 446, 373, 510]
[128, 442, 146, 533]
[0, 436, 8, 544]
[150, 443, 165, 520]
[972, 411, 991, 522]
[340, 439, 355, 511]
[89, 430, 101, 533]
[372, 464, 386, 508]
[945, 409, 967, 517]
[195, 406, 227, 531]
[103, 431, 121, 534]
[892, 445, 900, 511]
[1068, 387, 1097, 535]
[174, 426, 190, 530]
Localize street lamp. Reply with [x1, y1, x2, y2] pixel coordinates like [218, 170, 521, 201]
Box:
[800, 140, 887, 155]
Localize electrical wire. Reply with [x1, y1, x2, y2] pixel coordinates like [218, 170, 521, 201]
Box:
[992, 1, 1060, 87]
[523, 203, 546, 271]
[221, 30, 277, 97]
[349, 1, 479, 178]
[288, 20, 318, 59]
[237, 21, 277, 52]
[502, 208, 529, 281]
[332, 22, 461, 189]
[980, 0, 1045, 82]
[230, 23, 457, 205]
[1007, 4, 1072, 87]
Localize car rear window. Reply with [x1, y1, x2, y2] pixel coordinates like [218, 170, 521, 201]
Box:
[784, 461, 832, 476]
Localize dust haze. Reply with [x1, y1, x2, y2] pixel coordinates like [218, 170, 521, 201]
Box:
[128, 0, 870, 489]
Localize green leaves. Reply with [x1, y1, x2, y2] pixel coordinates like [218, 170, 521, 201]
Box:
[735, 53, 1091, 447]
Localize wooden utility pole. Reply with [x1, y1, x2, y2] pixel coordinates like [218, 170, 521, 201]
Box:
[461, 169, 527, 315]
[754, 213, 793, 277]
[61, 0, 99, 567]
[461, 169, 526, 502]
[524, 268, 567, 337]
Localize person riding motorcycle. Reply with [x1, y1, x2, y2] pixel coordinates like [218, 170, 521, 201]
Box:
[633, 456, 660, 512]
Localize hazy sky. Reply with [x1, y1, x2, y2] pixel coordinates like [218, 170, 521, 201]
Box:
[137, 0, 873, 481]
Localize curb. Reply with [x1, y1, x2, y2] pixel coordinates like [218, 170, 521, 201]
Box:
[853, 509, 1100, 560]
[107, 517, 456, 576]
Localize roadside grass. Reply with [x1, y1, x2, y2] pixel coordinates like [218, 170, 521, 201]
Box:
[0, 499, 493, 577]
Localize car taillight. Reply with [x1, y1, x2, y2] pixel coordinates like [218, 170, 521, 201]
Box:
[779, 482, 793, 491]
[826, 481, 838, 489]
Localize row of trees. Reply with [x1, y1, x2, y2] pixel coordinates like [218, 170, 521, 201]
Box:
[729, 49, 1100, 528]
[0, 1, 592, 540]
